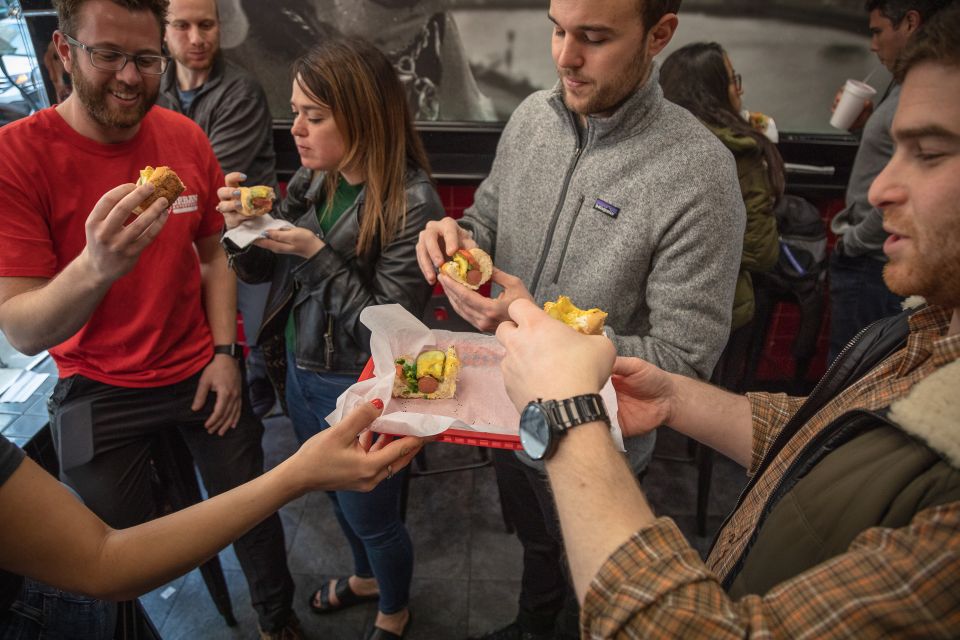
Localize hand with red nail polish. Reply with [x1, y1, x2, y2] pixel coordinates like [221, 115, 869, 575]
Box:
[284, 400, 423, 494]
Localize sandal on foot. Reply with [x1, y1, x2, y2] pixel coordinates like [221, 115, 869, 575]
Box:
[308, 577, 378, 614]
[364, 611, 411, 640]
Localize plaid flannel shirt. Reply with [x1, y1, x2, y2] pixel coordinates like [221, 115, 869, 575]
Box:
[582, 306, 960, 638]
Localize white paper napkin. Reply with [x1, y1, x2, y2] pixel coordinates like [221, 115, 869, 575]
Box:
[222, 214, 294, 249]
[325, 304, 624, 451]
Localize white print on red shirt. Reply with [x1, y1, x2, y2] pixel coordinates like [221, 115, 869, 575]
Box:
[172, 193, 199, 215]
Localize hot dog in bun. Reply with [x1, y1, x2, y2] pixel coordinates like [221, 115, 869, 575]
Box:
[543, 295, 607, 335]
[440, 248, 493, 290]
[239, 185, 276, 217]
[393, 346, 460, 399]
[134, 166, 185, 214]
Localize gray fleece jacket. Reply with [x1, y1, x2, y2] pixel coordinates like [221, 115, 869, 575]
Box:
[460, 64, 745, 467]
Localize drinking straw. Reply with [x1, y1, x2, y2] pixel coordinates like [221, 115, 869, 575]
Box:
[863, 66, 881, 85]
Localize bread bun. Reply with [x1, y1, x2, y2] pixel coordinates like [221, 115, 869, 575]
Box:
[440, 248, 493, 290]
[392, 346, 460, 399]
[543, 295, 607, 335]
[134, 166, 185, 214]
[239, 185, 276, 217]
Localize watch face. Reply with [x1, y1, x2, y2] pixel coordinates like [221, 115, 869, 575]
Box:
[519, 403, 552, 461]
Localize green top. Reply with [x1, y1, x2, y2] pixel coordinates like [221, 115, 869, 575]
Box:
[285, 177, 364, 351]
[317, 178, 364, 234]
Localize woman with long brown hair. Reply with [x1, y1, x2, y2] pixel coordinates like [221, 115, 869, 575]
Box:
[660, 42, 784, 388]
[219, 36, 443, 639]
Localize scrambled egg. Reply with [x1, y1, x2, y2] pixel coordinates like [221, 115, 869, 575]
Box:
[543, 296, 595, 324]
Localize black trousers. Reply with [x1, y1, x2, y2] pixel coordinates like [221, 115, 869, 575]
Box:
[493, 449, 579, 639]
[47, 369, 294, 631]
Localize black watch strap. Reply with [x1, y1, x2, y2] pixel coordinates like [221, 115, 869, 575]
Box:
[213, 343, 242, 358]
[541, 394, 609, 435]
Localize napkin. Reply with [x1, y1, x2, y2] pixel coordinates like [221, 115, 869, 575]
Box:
[222, 214, 294, 249]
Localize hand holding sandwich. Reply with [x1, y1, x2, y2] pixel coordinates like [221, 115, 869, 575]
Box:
[416, 217, 478, 285]
[216, 171, 278, 225]
[440, 268, 533, 333]
[79, 181, 171, 286]
[496, 299, 615, 411]
[0, 181, 171, 356]
[217, 172, 322, 258]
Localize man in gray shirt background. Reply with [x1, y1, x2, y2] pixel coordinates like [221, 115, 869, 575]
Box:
[158, 0, 278, 415]
[828, 0, 953, 359]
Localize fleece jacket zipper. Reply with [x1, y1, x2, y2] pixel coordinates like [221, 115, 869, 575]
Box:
[529, 111, 586, 296]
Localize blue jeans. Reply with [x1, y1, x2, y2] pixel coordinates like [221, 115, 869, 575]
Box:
[284, 352, 413, 614]
[828, 250, 905, 362]
[0, 579, 115, 640]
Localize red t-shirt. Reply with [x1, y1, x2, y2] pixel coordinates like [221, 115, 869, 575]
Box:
[0, 107, 225, 387]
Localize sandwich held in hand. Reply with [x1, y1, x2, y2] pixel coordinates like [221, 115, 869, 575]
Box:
[393, 346, 460, 399]
[239, 185, 276, 217]
[134, 166, 185, 214]
[543, 295, 607, 335]
[441, 248, 493, 289]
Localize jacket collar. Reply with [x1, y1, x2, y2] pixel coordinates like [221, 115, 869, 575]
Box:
[160, 52, 225, 101]
[547, 60, 664, 146]
[890, 357, 960, 469]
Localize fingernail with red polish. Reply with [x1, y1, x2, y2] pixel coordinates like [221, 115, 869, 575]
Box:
[371, 398, 384, 410]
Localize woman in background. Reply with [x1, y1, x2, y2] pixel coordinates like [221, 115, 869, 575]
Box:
[220, 37, 443, 639]
[661, 42, 784, 389]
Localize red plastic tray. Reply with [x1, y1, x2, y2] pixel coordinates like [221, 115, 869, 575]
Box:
[359, 358, 522, 450]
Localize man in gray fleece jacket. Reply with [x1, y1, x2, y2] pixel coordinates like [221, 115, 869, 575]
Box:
[417, 1, 744, 638]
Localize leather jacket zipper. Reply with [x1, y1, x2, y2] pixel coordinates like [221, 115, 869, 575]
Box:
[257, 288, 294, 346]
[324, 316, 335, 370]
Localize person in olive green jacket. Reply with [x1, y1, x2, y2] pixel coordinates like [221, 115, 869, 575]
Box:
[661, 42, 784, 387]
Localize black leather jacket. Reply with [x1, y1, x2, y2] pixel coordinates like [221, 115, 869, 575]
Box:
[224, 166, 443, 386]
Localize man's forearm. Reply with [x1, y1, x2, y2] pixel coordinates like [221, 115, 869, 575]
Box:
[0, 251, 112, 355]
[544, 422, 657, 601]
[667, 372, 754, 468]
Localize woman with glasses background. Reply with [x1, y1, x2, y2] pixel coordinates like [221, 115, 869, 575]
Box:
[660, 42, 785, 389]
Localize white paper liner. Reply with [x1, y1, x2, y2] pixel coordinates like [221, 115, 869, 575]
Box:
[325, 304, 624, 451]
[222, 214, 294, 249]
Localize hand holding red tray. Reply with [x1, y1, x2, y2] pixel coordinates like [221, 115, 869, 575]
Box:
[323, 305, 623, 451]
[357, 358, 523, 450]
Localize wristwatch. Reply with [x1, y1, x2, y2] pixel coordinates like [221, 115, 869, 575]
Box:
[213, 343, 242, 359]
[519, 394, 610, 461]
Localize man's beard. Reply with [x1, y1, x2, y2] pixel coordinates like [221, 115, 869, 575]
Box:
[71, 63, 157, 130]
[882, 214, 960, 308]
[560, 50, 650, 117]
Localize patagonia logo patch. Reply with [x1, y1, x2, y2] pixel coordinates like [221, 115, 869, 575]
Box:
[593, 198, 620, 218]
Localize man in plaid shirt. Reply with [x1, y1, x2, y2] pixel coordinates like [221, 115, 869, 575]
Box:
[494, 5, 960, 637]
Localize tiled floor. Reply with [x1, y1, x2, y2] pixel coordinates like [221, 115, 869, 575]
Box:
[142, 416, 748, 639]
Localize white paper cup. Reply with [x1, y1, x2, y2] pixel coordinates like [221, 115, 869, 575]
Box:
[830, 79, 878, 130]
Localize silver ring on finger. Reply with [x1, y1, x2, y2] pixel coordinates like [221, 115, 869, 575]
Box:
[385, 464, 395, 480]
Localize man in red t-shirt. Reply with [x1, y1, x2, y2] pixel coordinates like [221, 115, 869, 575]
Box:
[0, 0, 297, 636]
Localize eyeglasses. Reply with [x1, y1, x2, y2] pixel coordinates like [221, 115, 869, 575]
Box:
[730, 72, 743, 92]
[62, 33, 169, 76]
